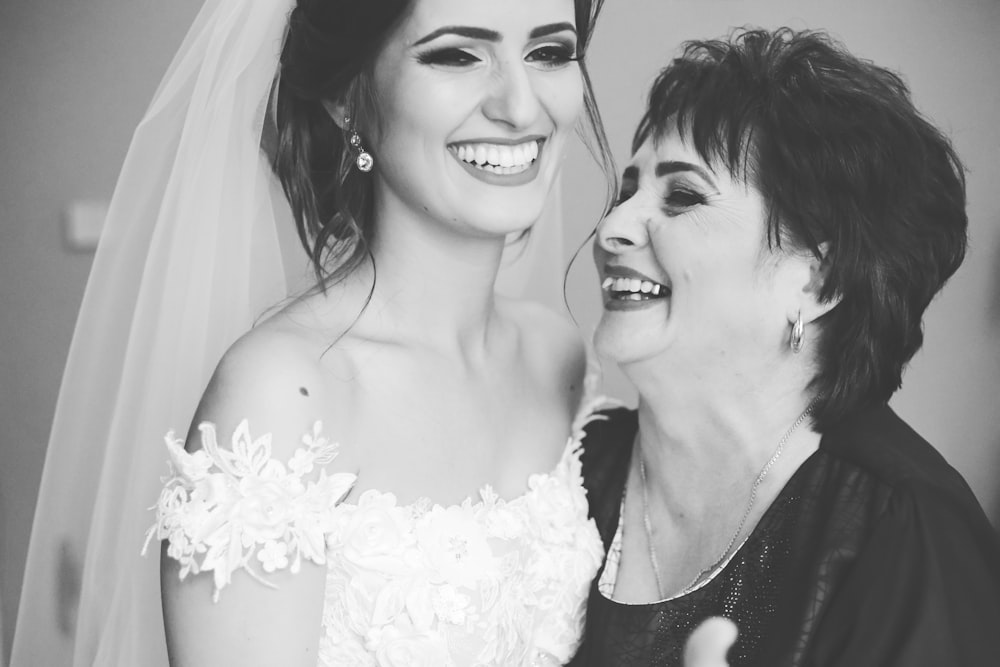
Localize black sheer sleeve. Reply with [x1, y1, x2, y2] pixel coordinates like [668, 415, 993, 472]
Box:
[578, 407, 635, 551]
[793, 479, 1000, 666]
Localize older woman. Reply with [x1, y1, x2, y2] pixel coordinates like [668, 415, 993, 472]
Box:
[572, 28, 1000, 666]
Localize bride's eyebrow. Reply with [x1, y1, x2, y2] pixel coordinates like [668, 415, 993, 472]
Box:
[529, 22, 577, 39]
[413, 22, 577, 47]
[413, 26, 501, 46]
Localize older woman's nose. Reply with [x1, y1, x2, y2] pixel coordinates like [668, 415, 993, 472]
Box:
[596, 200, 648, 253]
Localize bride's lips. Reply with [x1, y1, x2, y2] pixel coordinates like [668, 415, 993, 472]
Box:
[448, 137, 545, 187]
[601, 265, 671, 311]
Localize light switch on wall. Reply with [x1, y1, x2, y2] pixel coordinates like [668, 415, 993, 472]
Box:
[63, 200, 109, 251]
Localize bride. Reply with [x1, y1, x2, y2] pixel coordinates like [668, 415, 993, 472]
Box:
[13, 0, 612, 665]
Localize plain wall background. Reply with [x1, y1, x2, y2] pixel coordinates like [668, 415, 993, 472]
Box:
[1, 0, 997, 662]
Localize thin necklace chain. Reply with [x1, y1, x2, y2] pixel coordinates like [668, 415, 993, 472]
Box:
[638, 401, 816, 600]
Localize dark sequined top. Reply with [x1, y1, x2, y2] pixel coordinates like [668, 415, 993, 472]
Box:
[570, 405, 1000, 667]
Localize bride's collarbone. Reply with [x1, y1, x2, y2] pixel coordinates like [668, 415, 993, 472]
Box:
[314, 329, 574, 433]
[311, 369, 574, 506]
[261, 308, 581, 504]
[334, 396, 573, 505]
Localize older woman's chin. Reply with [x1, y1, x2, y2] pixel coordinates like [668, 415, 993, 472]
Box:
[591, 332, 616, 364]
[592, 316, 626, 362]
[592, 317, 659, 368]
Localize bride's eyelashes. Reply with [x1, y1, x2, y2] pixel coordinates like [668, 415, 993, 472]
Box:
[417, 47, 480, 67]
[526, 41, 579, 68]
[416, 41, 578, 69]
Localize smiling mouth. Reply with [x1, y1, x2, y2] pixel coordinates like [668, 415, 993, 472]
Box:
[449, 139, 541, 175]
[601, 276, 671, 301]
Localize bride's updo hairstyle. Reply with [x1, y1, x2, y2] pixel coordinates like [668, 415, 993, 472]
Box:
[271, 0, 611, 287]
[272, 0, 405, 287]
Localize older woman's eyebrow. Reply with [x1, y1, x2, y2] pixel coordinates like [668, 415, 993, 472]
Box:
[414, 26, 501, 46]
[655, 161, 717, 186]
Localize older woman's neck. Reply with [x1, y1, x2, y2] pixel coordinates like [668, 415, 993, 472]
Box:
[628, 357, 818, 502]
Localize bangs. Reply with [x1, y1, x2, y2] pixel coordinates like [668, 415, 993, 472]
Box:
[633, 52, 761, 186]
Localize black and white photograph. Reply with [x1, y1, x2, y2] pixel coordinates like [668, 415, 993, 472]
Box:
[2, 1, 998, 665]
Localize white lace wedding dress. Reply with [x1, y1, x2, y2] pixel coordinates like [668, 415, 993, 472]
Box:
[145, 399, 606, 666]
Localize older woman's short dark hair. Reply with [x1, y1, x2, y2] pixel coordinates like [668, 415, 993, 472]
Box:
[635, 27, 968, 429]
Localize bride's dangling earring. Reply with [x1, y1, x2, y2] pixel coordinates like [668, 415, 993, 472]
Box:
[345, 116, 373, 172]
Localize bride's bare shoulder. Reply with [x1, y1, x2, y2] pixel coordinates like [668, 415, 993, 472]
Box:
[498, 297, 586, 404]
[184, 297, 359, 460]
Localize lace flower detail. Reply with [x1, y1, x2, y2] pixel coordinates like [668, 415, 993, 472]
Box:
[143, 420, 356, 601]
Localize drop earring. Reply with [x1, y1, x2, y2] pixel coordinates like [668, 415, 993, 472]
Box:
[790, 310, 805, 353]
[345, 116, 373, 172]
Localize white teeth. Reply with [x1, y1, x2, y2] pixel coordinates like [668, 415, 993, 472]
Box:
[479, 163, 530, 175]
[452, 140, 540, 171]
[603, 275, 670, 298]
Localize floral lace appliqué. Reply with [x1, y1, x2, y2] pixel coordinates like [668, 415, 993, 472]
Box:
[317, 396, 612, 667]
[143, 420, 356, 601]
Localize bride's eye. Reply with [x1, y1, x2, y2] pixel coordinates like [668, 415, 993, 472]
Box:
[526, 42, 578, 69]
[417, 48, 481, 67]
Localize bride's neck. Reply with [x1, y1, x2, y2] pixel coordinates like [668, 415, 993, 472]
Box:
[318, 216, 508, 356]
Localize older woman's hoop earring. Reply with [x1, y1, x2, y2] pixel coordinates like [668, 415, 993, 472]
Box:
[345, 116, 373, 172]
[790, 312, 805, 353]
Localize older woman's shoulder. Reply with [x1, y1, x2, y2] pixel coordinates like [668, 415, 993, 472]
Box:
[575, 408, 636, 524]
[814, 404, 998, 573]
[819, 404, 981, 506]
[796, 405, 1000, 665]
[580, 407, 637, 454]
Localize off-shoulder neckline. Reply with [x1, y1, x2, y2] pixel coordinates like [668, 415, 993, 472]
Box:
[346, 391, 613, 510]
[336, 428, 585, 512]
